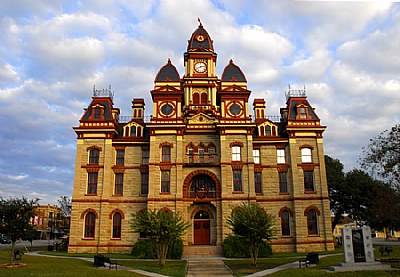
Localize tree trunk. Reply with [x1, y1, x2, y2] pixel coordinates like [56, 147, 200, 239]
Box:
[250, 244, 258, 267]
[157, 242, 169, 267]
[9, 241, 16, 265]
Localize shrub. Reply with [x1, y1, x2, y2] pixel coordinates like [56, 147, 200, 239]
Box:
[131, 238, 183, 259]
[131, 238, 156, 259]
[223, 234, 272, 258]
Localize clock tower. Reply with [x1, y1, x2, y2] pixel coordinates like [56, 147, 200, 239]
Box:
[182, 21, 219, 118]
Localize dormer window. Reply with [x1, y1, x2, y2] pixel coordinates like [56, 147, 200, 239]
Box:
[296, 104, 309, 120]
[94, 108, 101, 119]
[130, 126, 136, 137]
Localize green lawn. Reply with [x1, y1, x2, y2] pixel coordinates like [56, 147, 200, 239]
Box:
[224, 245, 400, 277]
[0, 248, 187, 277]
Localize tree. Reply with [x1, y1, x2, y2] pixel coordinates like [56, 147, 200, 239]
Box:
[366, 181, 400, 238]
[0, 197, 38, 264]
[325, 155, 347, 232]
[57, 196, 71, 218]
[360, 124, 400, 188]
[226, 202, 276, 266]
[344, 169, 377, 223]
[57, 196, 71, 235]
[131, 209, 189, 267]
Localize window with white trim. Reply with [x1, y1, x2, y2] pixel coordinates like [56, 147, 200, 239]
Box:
[253, 149, 260, 164]
[232, 146, 241, 161]
[277, 149, 285, 164]
[301, 148, 312, 163]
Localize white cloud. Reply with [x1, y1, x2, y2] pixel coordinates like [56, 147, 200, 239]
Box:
[0, 0, 399, 205]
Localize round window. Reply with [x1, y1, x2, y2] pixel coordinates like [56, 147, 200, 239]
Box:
[229, 103, 241, 115]
[161, 103, 173, 115]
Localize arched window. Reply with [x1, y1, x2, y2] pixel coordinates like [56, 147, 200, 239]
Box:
[188, 146, 194, 163]
[84, 212, 96, 238]
[306, 209, 318, 235]
[112, 212, 122, 238]
[265, 125, 271, 136]
[89, 149, 99, 164]
[130, 126, 136, 137]
[281, 211, 290, 236]
[199, 146, 204, 163]
[137, 126, 142, 137]
[200, 93, 207, 105]
[190, 175, 216, 198]
[193, 93, 200, 105]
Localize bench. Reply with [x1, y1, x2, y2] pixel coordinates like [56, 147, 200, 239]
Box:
[299, 252, 319, 268]
[94, 254, 118, 270]
[379, 246, 393, 256]
[13, 250, 24, 260]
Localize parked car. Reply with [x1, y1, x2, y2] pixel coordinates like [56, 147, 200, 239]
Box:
[0, 236, 11, 244]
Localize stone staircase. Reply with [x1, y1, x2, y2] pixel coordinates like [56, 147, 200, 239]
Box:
[183, 245, 224, 258]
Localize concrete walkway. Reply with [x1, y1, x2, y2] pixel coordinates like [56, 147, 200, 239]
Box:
[185, 257, 234, 277]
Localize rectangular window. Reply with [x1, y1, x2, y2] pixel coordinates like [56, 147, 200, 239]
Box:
[232, 146, 241, 161]
[277, 149, 285, 164]
[233, 170, 242, 192]
[87, 172, 98, 194]
[254, 172, 262, 193]
[141, 172, 149, 195]
[253, 149, 260, 164]
[161, 171, 170, 193]
[142, 148, 149, 165]
[89, 149, 99, 164]
[301, 148, 312, 163]
[304, 171, 315, 192]
[162, 146, 171, 162]
[114, 173, 123, 195]
[279, 172, 288, 193]
[116, 149, 125, 165]
[188, 147, 194, 163]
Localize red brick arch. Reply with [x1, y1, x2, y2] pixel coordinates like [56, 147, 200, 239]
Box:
[304, 205, 321, 216]
[183, 170, 220, 198]
[109, 208, 125, 219]
[190, 206, 215, 219]
[80, 208, 98, 219]
[278, 206, 294, 217]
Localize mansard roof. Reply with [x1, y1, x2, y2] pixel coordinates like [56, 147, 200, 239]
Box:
[154, 59, 180, 82]
[221, 60, 247, 82]
[187, 21, 214, 51]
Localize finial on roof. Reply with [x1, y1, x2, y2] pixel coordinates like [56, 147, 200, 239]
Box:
[168, 58, 171, 64]
[198, 17, 202, 27]
[229, 59, 234, 64]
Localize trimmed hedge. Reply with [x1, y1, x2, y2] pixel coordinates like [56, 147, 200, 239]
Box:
[223, 234, 272, 258]
[131, 238, 183, 259]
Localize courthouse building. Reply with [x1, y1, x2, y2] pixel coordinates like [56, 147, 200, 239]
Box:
[68, 23, 334, 254]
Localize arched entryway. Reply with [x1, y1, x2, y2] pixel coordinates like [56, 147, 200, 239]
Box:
[193, 210, 210, 245]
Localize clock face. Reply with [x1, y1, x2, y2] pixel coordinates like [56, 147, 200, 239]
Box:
[196, 34, 205, 42]
[194, 62, 207, 73]
[229, 103, 241, 115]
[161, 103, 173, 115]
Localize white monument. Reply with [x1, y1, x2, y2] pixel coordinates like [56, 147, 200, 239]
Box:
[330, 225, 392, 272]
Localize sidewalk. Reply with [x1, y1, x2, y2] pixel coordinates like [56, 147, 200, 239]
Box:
[185, 257, 234, 277]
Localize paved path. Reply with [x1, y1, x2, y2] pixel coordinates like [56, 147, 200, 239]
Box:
[185, 257, 234, 277]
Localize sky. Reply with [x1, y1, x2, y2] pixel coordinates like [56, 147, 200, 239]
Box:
[0, 0, 399, 205]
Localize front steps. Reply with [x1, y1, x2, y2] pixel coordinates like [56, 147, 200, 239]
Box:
[183, 245, 224, 258]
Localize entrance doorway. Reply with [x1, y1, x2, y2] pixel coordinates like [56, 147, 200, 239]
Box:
[193, 211, 210, 245]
